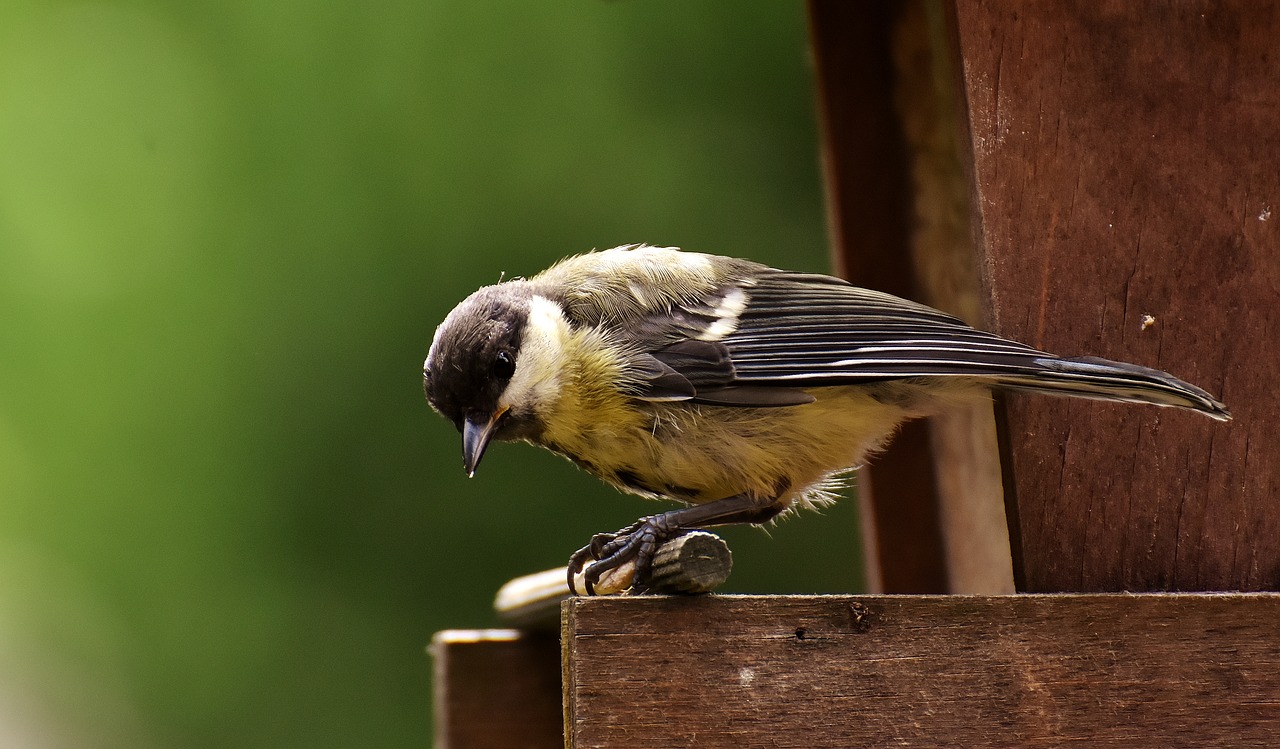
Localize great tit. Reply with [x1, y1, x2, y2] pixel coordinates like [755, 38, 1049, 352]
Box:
[422, 244, 1229, 594]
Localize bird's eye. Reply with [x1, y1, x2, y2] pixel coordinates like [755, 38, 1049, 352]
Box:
[492, 350, 515, 380]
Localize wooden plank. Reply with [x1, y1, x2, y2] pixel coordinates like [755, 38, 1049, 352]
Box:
[951, 2, 1280, 591]
[808, 0, 949, 594]
[563, 594, 1280, 748]
[809, 0, 1015, 593]
[892, 0, 1014, 594]
[429, 630, 561, 749]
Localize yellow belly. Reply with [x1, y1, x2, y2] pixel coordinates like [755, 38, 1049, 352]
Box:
[536, 385, 926, 512]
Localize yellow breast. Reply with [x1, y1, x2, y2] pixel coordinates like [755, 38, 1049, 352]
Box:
[539, 349, 915, 512]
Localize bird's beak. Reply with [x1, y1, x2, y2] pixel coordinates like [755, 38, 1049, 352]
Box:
[461, 407, 507, 477]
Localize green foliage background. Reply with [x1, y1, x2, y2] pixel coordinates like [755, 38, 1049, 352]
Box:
[0, 1, 863, 746]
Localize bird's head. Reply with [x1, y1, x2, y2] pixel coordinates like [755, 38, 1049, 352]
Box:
[423, 282, 556, 476]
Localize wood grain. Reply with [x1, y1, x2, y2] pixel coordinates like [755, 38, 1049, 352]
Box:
[563, 594, 1280, 748]
[430, 630, 561, 749]
[894, 0, 1015, 594]
[808, 0, 949, 595]
[952, 1, 1280, 591]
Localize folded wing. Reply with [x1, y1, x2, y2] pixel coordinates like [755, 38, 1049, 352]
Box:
[622, 268, 1228, 419]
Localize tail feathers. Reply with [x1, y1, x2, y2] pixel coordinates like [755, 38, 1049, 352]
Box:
[996, 356, 1231, 421]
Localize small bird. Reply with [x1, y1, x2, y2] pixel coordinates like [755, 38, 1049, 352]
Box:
[422, 245, 1229, 594]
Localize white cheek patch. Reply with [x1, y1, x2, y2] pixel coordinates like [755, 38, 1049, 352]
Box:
[499, 294, 570, 411]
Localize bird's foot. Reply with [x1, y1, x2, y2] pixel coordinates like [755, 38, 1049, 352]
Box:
[567, 514, 688, 595]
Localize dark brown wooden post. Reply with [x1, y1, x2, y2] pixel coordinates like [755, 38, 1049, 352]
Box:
[809, 0, 951, 595]
[812, 0, 1280, 595]
[430, 630, 561, 749]
[809, 0, 1015, 594]
[950, 0, 1280, 592]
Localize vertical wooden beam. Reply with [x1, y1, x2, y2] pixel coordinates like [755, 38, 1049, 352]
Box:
[809, 0, 1015, 593]
[430, 630, 562, 749]
[892, 0, 1014, 594]
[808, 0, 949, 594]
[951, 1, 1280, 591]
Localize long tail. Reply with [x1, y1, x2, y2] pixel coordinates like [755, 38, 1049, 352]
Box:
[995, 356, 1231, 421]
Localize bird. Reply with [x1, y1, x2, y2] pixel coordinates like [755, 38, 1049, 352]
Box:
[421, 244, 1230, 594]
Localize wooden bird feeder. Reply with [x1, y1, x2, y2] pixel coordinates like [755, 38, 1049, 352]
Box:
[431, 3, 1280, 746]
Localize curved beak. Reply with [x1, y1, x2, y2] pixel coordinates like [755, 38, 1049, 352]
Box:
[461, 407, 507, 477]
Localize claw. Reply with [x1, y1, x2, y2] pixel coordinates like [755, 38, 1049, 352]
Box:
[567, 526, 630, 594]
[565, 515, 686, 596]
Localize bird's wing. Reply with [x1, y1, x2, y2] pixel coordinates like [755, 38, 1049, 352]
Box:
[723, 270, 1051, 383]
[622, 268, 1052, 407]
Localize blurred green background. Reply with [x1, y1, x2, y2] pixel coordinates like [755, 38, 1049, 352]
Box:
[0, 1, 863, 747]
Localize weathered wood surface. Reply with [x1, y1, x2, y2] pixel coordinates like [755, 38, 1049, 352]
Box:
[891, 0, 1015, 595]
[808, 0, 950, 595]
[430, 630, 561, 749]
[563, 594, 1280, 748]
[952, 2, 1280, 591]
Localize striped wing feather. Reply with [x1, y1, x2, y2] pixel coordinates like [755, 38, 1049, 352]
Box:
[724, 272, 1051, 385]
[630, 267, 1228, 418]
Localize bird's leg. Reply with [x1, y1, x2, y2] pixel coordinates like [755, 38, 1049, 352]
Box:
[567, 491, 785, 595]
